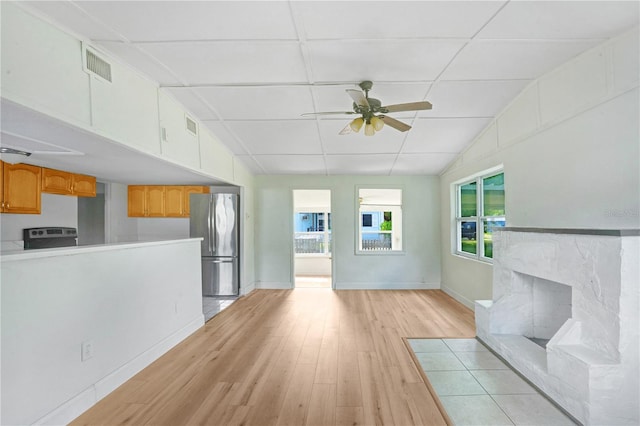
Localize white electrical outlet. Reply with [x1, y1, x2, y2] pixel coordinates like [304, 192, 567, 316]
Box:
[81, 340, 95, 361]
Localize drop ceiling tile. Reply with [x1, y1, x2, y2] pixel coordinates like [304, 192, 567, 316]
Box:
[96, 41, 183, 86]
[253, 155, 327, 174]
[295, 1, 504, 39]
[307, 40, 466, 82]
[74, 1, 298, 41]
[325, 154, 396, 175]
[164, 88, 218, 120]
[201, 121, 249, 155]
[441, 40, 603, 81]
[392, 153, 459, 175]
[319, 120, 407, 154]
[477, 1, 640, 40]
[193, 86, 315, 120]
[312, 83, 431, 120]
[225, 120, 322, 155]
[138, 41, 308, 85]
[425, 80, 530, 118]
[26, 1, 122, 40]
[402, 118, 492, 153]
[235, 155, 266, 175]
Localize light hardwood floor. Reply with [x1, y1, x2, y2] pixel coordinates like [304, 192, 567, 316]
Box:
[72, 289, 475, 426]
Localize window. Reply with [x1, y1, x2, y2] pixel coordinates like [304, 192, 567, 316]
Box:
[294, 212, 331, 255]
[357, 188, 402, 252]
[455, 170, 505, 261]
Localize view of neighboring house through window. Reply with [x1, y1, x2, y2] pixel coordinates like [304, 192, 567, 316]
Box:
[294, 212, 331, 255]
[455, 170, 505, 261]
[358, 188, 402, 252]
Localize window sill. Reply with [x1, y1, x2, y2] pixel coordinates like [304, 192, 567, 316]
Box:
[452, 251, 494, 265]
[356, 250, 406, 256]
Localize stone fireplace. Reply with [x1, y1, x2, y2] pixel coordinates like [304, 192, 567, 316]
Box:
[475, 228, 639, 425]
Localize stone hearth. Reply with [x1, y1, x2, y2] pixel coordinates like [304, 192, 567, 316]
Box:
[475, 228, 639, 425]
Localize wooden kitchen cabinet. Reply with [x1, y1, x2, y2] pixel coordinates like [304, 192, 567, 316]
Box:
[72, 173, 96, 197]
[42, 167, 96, 197]
[183, 186, 209, 217]
[1, 161, 42, 214]
[128, 185, 208, 218]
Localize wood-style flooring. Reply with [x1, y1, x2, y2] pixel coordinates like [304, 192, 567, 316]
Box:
[72, 289, 475, 425]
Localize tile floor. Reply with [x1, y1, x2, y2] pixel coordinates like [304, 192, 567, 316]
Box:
[295, 275, 332, 288]
[202, 296, 237, 322]
[408, 338, 577, 426]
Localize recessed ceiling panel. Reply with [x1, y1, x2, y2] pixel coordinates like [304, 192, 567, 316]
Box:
[194, 86, 315, 120]
[139, 41, 308, 85]
[477, 1, 640, 40]
[96, 41, 183, 86]
[325, 154, 396, 175]
[402, 118, 492, 153]
[201, 121, 249, 156]
[235, 155, 265, 175]
[319, 120, 406, 154]
[441, 40, 603, 80]
[307, 40, 466, 82]
[253, 155, 327, 174]
[25, 1, 122, 41]
[295, 1, 504, 39]
[74, 1, 298, 41]
[391, 153, 458, 175]
[165, 88, 218, 120]
[426, 80, 530, 118]
[225, 120, 322, 155]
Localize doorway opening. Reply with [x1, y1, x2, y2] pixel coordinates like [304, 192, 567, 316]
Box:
[293, 190, 332, 289]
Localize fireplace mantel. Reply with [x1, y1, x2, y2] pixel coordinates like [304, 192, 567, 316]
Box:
[475, 228, 639, 425]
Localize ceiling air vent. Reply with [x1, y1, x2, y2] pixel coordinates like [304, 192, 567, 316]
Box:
[83, 45, 112, 82]
[185, 115, 198, 136]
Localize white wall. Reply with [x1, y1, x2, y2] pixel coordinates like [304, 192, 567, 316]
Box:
[0, 193, 77, 244]
[439, 29, 640, 309]
[1, 239, 204, 425]
[255, 175, 440, 289]
[105, 182, 138, 243]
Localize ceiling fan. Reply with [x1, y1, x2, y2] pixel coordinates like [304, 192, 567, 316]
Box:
[303, 81, 432, 136]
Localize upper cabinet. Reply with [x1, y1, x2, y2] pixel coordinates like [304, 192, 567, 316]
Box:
[42, 167, 96, 197]
[158, 91, 201, 170]
[199, 130, 234, 183]
[128, 185, 209, 218]
[1, 3, 91, 127]
[89, 52, 161, 155]
[1, 162, 42, 214]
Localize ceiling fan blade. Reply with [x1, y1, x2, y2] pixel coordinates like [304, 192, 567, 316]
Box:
[382, 101, 432, 113]
[346, 89, 370, 108]
[338, 123, 353, 135]
[380, 116, 411, 132]
[301, 111, 355, 117]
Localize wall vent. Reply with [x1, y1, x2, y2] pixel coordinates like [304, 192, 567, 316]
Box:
[185, 116, 198, 136]
[83, 45, 112, 82]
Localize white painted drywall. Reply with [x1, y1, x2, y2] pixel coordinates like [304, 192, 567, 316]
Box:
[255, 175, 440, 289]
[0, 193, 77, 242]
[0, 239, 204, 425]
[440, 29, 640, 308]
[105, 182, 139, 243]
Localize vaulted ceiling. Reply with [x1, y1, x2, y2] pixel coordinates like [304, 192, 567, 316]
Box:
[16, 1, 640, 176]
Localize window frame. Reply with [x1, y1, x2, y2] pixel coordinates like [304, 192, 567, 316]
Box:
[453, 167, 505, 263]
[355, 186, 404, 255]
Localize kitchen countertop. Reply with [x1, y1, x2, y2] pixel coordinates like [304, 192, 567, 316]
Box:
[1, 238, 203, 262]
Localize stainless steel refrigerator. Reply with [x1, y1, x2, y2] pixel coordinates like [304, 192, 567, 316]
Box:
[190, 193, 239, 296]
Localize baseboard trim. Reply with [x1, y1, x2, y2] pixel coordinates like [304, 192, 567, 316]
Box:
[335, 282, 440, 290]
[441, 285, 476, 311]
[34, 315, 205, 426]
[241, 281, 256, 295]
[255, 282, 293, 289]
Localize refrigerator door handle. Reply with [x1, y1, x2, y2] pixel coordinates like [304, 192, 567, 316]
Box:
[208, 196, 214, 255]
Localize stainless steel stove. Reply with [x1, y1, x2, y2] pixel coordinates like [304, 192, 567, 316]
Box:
[23, 227, 78, 250]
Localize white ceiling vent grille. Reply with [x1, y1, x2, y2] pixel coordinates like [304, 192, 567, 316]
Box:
[83, 45, 112, 82]
[185, 116, 198, 136]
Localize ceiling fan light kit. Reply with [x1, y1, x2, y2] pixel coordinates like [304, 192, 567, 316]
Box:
[304, 81, 432, 136]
